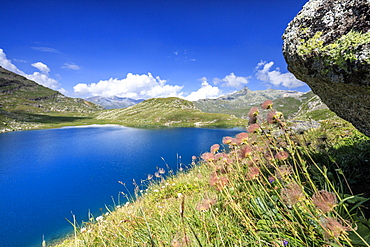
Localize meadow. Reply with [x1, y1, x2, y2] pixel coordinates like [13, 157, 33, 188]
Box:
[55, 101, 370, 247]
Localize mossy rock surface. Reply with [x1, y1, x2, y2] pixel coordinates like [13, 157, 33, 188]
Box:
[283, 0, 370, 137]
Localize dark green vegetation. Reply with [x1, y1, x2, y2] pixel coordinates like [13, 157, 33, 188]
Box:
[55, 103, 370, 247]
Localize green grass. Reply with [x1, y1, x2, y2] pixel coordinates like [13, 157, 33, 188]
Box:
[53, 102, 370, 247]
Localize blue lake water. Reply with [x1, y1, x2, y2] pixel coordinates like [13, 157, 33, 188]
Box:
[0, 125, 243, 247]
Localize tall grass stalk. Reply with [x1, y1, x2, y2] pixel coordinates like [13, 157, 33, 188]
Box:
[55, 101, 370, 247]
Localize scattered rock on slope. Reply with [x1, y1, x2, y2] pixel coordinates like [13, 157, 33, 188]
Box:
[282, 0, 370, 137]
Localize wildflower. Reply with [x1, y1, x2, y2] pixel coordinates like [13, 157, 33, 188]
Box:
[248, 107, 259, 118]
[312, 190, 337, 213]
[201, 152, 215, 162]
[261, 100, 273, 110]
[153, 189, 159, 192]
[275, 151, 289, 161]
[125, 202, 130, 206]
[209, 172, 228, 191]
[239, 145, 253, 158]
[264, 152, 274, 161]
[282, 240, 289, 246]
[268, 176, 275, 183]
[267, 110, 283, 124]
[246, 166, 260, 180]
[248, 115, 258, 125]
[236, 132, 249, 144]
[158, 168, 166, 174]
[210, 144, 220, 154]
[321, 217, 351, 238]
[247, 123, 261, 133]
[280, 183, 304, 206]
[96, 216, 104, 222]
[80, 227, 87, 233]
[222, 136, 233, 145]
[214, 153, 225, 160]
[154, 172, 161, 178]
[196, 198, 217, 211]
[275, 165, 292, 179]
[147, 174, 153, 180]
[177, 193, 183, 198]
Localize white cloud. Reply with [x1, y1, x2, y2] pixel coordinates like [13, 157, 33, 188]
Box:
[31, 47, 61, 53]
[0, 49, 26, 75]
[62, 62, 81, 70]
[185, 77, 221, 101]
[26, 72, 59, 89]
[32, 62, 50, 74]
[73, 73, 184, 99]
[0, 48, 61, 90]
[255, 61, 306, 88]
[213, 73, 249, 89]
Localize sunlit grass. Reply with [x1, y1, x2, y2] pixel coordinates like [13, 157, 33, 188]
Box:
[54, 101, 370, 247]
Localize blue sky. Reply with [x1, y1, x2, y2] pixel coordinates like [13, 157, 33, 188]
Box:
[0, 0, 310, 100]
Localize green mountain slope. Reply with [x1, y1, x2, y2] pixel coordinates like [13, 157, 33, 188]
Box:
[0, 66, 104, 132]
[96, 97, 248, 127]
[194, 87, 306, 118]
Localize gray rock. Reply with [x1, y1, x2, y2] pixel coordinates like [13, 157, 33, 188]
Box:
[282, 0, 370, 137]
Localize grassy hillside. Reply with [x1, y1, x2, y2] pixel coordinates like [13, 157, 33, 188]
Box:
[54, 104, 370, 247]
[95, 97, 248, 127]
[0, 66, 104, 132]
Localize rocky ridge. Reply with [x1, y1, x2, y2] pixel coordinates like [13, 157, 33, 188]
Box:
[283, 0, 370, 136]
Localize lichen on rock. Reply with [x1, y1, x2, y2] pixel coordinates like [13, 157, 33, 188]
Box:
[283, 0, 370, 137]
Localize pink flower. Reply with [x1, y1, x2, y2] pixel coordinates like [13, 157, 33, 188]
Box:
[248, 107, 259, 118]
[321, 217, 351, 238]
[261, 100, 273, 110]
[210, 144, 220, 154]
[239, 145, 253, 158]
[247, 123, 261, 133]
[246, 166, 260, 180]
[267, 110, 283, 124]
[275, 151, 289, 161]
[222, 136, 233, 145]
[312, 190, 337, 213]
[201, 152, 215, 162]
[280, 183, 304, 206]
[236, 132, 248, 144]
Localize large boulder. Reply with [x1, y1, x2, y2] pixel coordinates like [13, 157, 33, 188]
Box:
[282, 0, 370, 137]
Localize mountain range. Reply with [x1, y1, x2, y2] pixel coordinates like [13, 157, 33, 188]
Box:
[0, 66, 333, 133]
[86, 96, 144, 109]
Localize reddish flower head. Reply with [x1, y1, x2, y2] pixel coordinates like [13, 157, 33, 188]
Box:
[236, 132, 249, 144]
[247, 123, 261, 133]
[267, 110, 283, 124]
[261, 100, 273, 110]
[248, 107, 259, 118]
[210, 144, 220, 154]
[275, 151, 289, 161]
[222, 136, 233, 145]
[312, 190, 337, 213]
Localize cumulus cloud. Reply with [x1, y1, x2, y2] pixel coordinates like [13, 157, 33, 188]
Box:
[73, 73, 184, 99]
[0, 48, 61, 90]
[62, 62, 81, 70]
[256, 61, 306, 88]
[213, 73, 249, 89]
[185, 77, 221, 101]
[32, 62, 50, 74]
